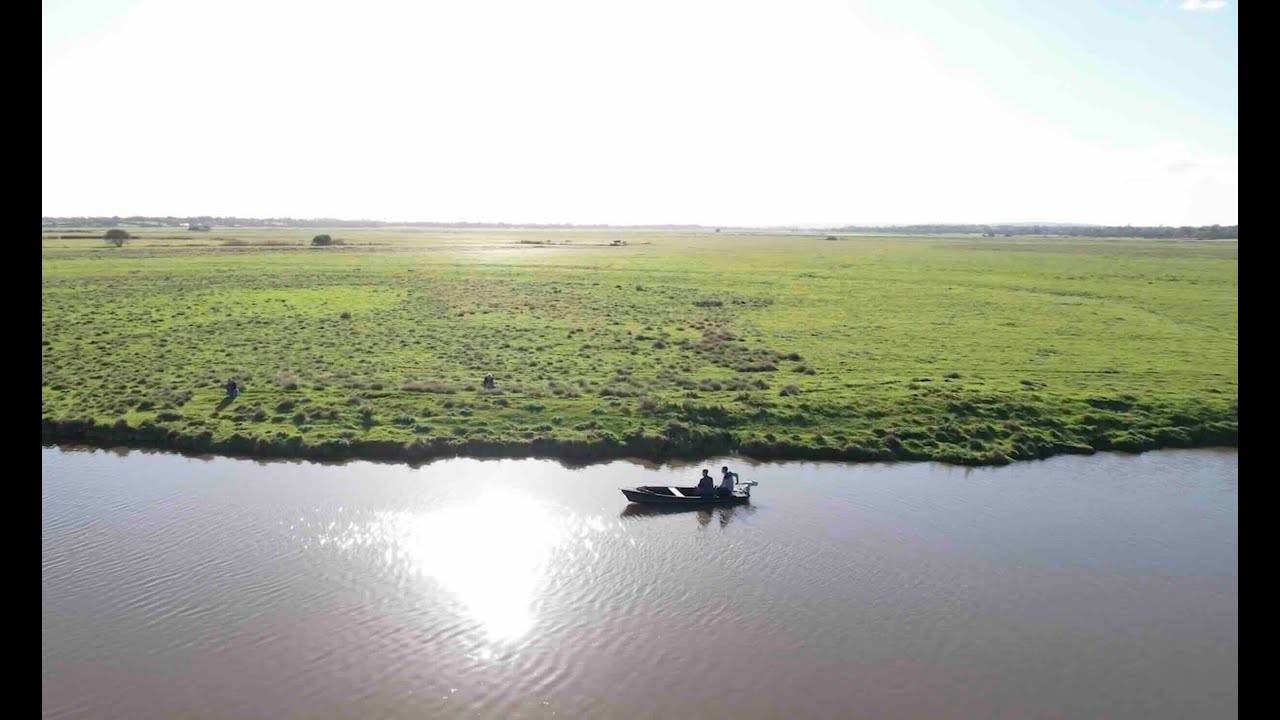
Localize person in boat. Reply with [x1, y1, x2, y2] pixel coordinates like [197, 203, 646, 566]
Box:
[697, 469, 716, 497]
[718, 466, 739, 496]
[224, 378, 239, 398]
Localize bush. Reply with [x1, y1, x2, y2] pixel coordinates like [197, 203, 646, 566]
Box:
[312, 234, 333, 246]
[103, 229, 130, 247]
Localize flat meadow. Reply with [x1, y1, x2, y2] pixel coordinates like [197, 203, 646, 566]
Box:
[41, 228, 1238, 464]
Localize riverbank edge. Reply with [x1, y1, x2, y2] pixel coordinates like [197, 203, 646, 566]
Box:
[42, 417, 1238, 467]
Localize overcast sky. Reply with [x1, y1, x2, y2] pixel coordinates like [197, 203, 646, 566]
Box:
[42, 0, 1237, 226]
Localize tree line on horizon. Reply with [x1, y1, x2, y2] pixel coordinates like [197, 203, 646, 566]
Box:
[40, 216, 1237, 239]
[829, 223, 1237, 239]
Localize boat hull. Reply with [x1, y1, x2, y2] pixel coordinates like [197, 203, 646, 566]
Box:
[621, 485, 750, 505]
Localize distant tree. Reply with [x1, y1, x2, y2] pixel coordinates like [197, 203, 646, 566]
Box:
[103, 229, 130, 247]
[311, 234, 333, 246]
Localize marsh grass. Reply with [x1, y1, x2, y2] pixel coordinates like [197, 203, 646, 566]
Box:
[41, 229, 1238, 463]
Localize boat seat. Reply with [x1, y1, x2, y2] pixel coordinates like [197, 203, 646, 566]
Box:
[669, 487, 685, 497]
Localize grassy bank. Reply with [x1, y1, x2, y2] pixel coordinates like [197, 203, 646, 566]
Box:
[42, 229, 1238, 465]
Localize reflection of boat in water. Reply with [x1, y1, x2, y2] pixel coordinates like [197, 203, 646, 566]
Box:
[620, 479, 758, 506]
[620, 502, 754, 526]
[621, 503, 716, 518]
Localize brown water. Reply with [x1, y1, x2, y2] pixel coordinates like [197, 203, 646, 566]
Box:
[42, 447, 1237, 719]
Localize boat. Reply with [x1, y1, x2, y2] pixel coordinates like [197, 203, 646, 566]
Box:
[621, 479, 757, 505]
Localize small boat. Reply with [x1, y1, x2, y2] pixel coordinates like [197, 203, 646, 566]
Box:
[621, 480, 757, 505]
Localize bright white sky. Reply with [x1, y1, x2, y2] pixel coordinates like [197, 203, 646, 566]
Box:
[42, 0, 1237, 226]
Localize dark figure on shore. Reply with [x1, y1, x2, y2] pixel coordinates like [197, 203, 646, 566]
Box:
[697, 469, 715, 497]
[225, 379, 239, 398]
[482, 373, 495, 390]
[718, 466, 739, 496]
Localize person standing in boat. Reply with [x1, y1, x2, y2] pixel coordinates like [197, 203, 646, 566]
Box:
[718, 466, 739, 496]
[697, 469, 716, 497]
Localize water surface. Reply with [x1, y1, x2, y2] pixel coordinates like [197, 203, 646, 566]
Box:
[43, 447, 1238, 719]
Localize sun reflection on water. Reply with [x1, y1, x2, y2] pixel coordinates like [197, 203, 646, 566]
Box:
[312, 492, 598, 644]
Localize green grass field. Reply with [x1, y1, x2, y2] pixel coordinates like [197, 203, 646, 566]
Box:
[41, 228, 1238, 464]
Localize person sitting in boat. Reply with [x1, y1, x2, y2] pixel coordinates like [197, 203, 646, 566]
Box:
[697, 469, 716, 497]
[718, 466, 739, 496]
